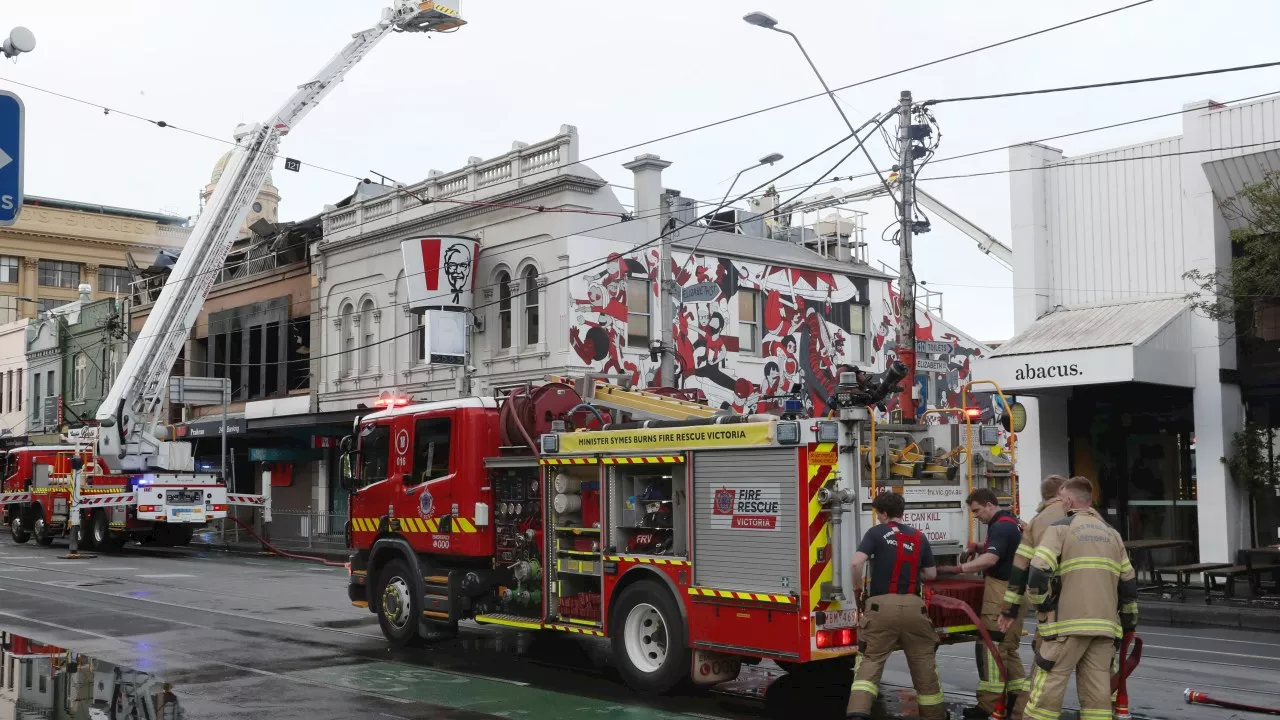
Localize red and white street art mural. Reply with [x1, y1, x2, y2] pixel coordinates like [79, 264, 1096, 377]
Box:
[566, 239, 993, 421]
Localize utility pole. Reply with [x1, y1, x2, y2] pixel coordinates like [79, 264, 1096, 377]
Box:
[896, 90, 918, 423]
[657, 192, 675, 388]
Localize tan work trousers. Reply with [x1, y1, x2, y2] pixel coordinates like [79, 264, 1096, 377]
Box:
[977, 577, 1029, 718]
[1023, 634, 1116, 720]
[847, 593, 946, 720]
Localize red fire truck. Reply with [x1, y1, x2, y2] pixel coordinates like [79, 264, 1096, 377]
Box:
[1, 444, 233, 550]
[341, 369, 1007, 694]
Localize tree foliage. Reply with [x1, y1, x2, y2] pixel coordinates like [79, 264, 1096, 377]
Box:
[1184, 171, 1280, 334]
[1225, 420, 1280, 494]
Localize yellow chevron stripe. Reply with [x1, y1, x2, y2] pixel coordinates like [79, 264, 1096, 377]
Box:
[426, 518, 440, 532]
[687, 587, 794, 604]
[455, 517, 476, 533]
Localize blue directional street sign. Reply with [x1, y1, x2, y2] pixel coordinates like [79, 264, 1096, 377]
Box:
[0, 90, 24, 227]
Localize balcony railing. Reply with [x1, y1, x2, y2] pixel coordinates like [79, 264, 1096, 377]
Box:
[323, 125, 580, 237]
[129, 239, 307, 307]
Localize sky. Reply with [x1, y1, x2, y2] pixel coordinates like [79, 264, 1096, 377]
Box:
[3, 0, 1280, 343]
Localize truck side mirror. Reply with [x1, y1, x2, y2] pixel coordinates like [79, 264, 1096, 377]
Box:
[339, 452, 359, 491]
[339, 435, 354, 453]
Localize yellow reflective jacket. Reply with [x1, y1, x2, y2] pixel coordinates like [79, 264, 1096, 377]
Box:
[1024, 507, 1138, 639]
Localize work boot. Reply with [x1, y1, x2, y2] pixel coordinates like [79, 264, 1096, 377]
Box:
[961, 706, 991, 719]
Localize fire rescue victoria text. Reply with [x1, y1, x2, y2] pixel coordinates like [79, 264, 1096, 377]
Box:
[573, 428, 751, 448]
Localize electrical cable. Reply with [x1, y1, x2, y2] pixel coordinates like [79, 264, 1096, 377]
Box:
[774, 89, 1280, 195]
[924, 60, 1280, 105]
[0, 0, 1158, 220]
[122, 131, 864, 372]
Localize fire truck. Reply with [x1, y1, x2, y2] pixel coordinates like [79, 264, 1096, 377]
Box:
[340, 366, 1019, 694]
[1, 0, 465, 551]
[1, 444, 234, 550]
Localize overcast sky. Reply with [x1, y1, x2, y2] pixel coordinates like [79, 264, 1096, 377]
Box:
[4, 0, 1279, 342]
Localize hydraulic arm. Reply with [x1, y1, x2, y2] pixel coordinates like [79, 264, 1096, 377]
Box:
[95, 1, 465, 473]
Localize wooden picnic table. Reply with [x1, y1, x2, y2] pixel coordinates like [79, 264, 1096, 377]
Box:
[1242, 546, 1280, 596]
[1123, 539, 1192, 590]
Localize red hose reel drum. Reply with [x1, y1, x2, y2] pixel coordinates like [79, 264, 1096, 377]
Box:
[499, 382, 611, 448]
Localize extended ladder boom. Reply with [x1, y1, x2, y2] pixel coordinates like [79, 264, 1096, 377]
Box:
[96, 1, 465, 473]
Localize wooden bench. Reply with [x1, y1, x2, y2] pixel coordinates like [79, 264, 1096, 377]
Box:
[1153, 562, 1232, 601]
[1203, 564, 1280, 602]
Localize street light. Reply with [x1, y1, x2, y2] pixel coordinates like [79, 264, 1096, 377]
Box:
[743, 10, 896, 199]
[2, 27, 35, 59]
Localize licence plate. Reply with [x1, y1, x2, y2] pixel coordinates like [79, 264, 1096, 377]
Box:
[820, 609, 858, 628]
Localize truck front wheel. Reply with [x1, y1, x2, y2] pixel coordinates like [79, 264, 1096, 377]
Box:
[375, 559, 422, 648]
[610, 580, 691, 695]
[9, 515, 29, 544]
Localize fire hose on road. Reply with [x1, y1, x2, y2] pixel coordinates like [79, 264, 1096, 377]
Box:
[1185, 689, 1280, 716]
[925, 592, 1144, 720]
[226, 515, 348, 568]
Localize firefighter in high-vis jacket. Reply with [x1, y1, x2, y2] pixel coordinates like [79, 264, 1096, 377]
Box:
[1005, 476, 1139, 720]
[1001, 475, 1068, 654]
[939, 487, 1029, 720]
[847, 491, 945, 720]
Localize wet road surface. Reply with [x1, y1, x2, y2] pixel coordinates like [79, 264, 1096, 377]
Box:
[0, 540, 1276, 719]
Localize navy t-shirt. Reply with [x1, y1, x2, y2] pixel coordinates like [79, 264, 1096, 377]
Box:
[857, 522, 936, 597]
[983, 510, 1022, 582]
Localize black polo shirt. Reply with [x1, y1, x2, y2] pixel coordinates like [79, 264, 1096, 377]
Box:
[983, 510, 1022, 582]
[857, 522, 936, 596]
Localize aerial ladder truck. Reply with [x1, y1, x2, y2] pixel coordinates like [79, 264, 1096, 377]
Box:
[2, 0, 466, 551]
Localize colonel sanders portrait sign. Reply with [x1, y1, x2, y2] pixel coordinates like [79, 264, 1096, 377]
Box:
[401, 236, 480, 312]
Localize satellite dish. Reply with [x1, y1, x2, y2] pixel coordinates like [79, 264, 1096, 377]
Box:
[3, 27, 35, 58]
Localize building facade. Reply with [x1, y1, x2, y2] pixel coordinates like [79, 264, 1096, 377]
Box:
[314, 126, 997, 512]
[0, 320, 27, 445]
[975, 94, 1280, 562]
[0, 196, 188, 321]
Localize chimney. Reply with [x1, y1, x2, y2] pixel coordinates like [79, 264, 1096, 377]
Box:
[78, 283, 92, 303]
[622, 154, 672, 217]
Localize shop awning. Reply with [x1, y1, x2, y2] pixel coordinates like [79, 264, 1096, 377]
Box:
[972, 298, 1196, 393]
[1202, 148, 1280, 233]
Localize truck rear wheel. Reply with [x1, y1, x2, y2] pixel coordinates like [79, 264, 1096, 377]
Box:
[610, 580, 690, 695]
[375, 559, 422, 647]
[90, 511, 124, 552]
[9, 515, 30, 544]
[32, 515, 54, 547]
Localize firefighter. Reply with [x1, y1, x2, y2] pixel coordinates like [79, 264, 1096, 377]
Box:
[847, 491, 945, 720]
[938, 487, 1028, 719]
[1000, 474, 1069, 655]
[1005, 475, 1138, 720]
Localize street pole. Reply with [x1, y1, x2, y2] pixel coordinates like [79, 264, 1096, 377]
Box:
[896, 90, 918, 423]
[657, 192, 676, 389]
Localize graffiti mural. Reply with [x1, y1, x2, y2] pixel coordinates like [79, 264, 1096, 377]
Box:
[565, 239, 991, 421]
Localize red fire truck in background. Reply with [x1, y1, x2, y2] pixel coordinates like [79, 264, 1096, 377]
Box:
[1, 443, 232, 550]
[341, 367, 1009, 694]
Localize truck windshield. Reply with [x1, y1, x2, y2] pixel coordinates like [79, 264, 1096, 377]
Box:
[359, 424, 390, 484]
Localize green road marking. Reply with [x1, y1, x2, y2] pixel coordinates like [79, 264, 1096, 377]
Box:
[289, 662, 705, 719]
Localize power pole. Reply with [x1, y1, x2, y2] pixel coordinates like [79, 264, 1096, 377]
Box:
[657, 192, 675, 388]
[896, 90, 918, 423]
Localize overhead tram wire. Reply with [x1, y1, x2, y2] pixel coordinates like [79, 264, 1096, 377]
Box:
[923, 60, 1280, 105]
[0, 0, 1159, 216]
[128, 131, 865, 372]
[768, 89, 1280, 195]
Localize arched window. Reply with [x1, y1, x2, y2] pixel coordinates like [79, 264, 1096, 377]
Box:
[74, 353, 88, 401]
[360, 299, 376, 373]
[340, 303, 355, 377]
[523, 267, 539, 346]
[497, 271, 512, 349]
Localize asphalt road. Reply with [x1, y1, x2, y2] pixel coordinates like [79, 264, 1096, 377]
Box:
[0, 539, 1276, 720]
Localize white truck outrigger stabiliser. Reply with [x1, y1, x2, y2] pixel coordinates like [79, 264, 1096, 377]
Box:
[3, 2, 466, 554]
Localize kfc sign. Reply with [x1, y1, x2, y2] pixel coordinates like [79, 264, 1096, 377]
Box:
[401, 236, 479, 312]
